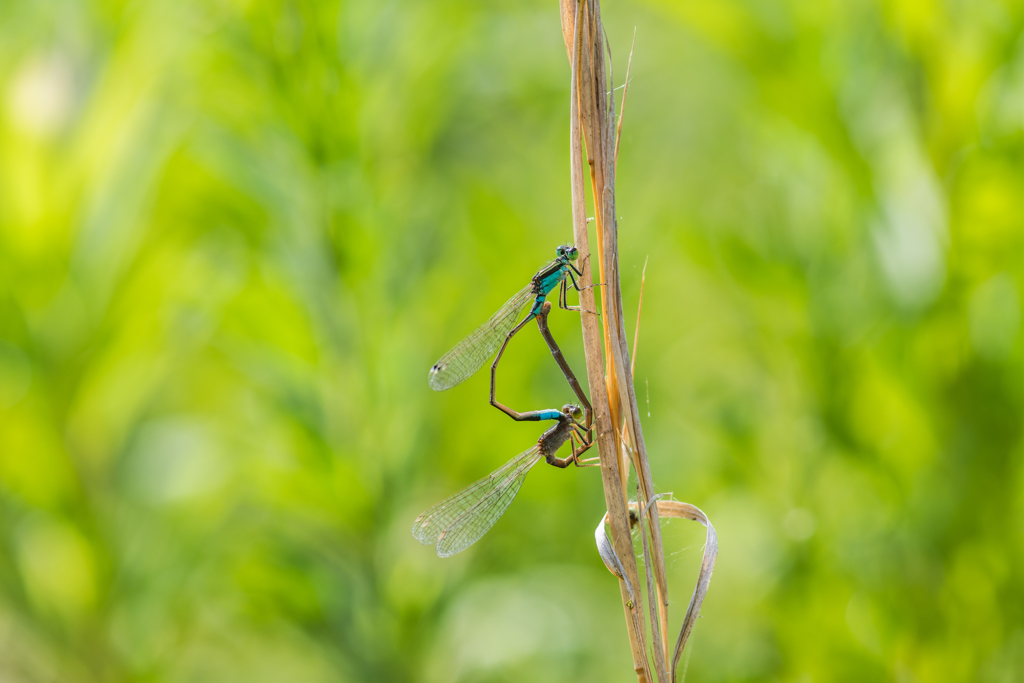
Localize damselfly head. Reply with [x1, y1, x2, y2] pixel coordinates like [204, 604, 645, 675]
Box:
[562, 403, 583, 421]
[556, 244, 579, 262]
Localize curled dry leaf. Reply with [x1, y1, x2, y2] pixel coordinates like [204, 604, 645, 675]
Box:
[594, 500, 718, 682]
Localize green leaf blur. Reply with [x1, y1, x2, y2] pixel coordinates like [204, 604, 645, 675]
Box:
[1, 0, 1023, 681]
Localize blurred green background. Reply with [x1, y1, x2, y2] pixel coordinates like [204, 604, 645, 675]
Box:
[2, 0, 1024, 681]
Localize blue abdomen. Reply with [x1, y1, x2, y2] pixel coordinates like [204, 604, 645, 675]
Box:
[527, 294, 546, 319]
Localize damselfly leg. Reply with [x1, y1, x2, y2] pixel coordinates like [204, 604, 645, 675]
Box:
[549, 419, 599, 468]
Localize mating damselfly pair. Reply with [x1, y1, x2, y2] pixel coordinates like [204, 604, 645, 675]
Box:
[413, 245, 599, 557]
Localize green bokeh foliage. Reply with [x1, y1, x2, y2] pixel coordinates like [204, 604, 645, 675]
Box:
[1, 0, 1024, 681]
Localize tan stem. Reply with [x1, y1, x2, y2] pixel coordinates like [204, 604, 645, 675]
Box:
[563, 1, 651, 680]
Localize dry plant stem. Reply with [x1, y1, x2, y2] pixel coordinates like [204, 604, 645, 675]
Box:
[594, 38, 671, 655]
[621, 255, 667, 656]
[564, 2, 650, 681]
[624, 254, 667, 662]
[623, 259, 668, 660]
[605, 194, 672, 670]
[571, 4, 670, 624]
[561, 0, 672, 679]
[585, 6, 672, 667]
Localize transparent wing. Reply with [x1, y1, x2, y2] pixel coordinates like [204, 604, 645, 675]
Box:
[428, 284, 535, 391]
[411, 445, 543, 557]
